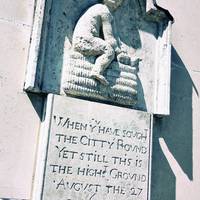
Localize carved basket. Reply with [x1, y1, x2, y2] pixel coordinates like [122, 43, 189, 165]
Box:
[62, 51, 139, 106]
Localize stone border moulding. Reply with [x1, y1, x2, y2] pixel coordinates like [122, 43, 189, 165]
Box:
[31, 94, 154, 200]
[24, 0, 173, 115]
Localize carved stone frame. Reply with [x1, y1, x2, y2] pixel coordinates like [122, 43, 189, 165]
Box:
[24, 0, 173, 115]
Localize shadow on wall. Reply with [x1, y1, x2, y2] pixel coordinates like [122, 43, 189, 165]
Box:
[151, 46, 194, 200]
[27, 92, 45, 121]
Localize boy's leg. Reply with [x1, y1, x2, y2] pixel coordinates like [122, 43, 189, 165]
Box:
[73, 37, 115, 85]
[90, 46, 114, 85]
[91, 38, 115, 73]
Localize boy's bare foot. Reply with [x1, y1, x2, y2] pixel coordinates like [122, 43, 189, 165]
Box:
[90, 72, 109, 86]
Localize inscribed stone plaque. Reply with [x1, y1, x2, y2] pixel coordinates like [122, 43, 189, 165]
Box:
[40, 95, 152, 200]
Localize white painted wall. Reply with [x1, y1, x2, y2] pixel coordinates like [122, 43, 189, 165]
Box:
[0, 0, 43, 199]
[0, 0, 200, 199]
[152, 1, 200, 200]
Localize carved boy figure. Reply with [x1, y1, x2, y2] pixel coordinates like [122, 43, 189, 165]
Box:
[72, 0, 124, 85]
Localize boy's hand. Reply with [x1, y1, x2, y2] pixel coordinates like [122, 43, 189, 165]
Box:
[115, 47, 122, 55]
[107, 38, 118, 50]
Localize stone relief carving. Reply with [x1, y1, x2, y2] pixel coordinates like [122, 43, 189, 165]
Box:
[62, 0, 141, 106]
[24, 0, 173, 114]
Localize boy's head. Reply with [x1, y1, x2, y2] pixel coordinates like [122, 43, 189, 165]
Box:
[103, 0, 124, 10]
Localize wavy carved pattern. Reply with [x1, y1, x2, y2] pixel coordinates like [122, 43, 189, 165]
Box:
[63, 51, 139, 106]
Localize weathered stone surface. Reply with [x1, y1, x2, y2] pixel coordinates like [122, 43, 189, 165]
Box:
[62, 51, 139, 106]
[35, 95, 152, 200]
[62, 1, 139, 106]
[24, 0, 172, 115]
